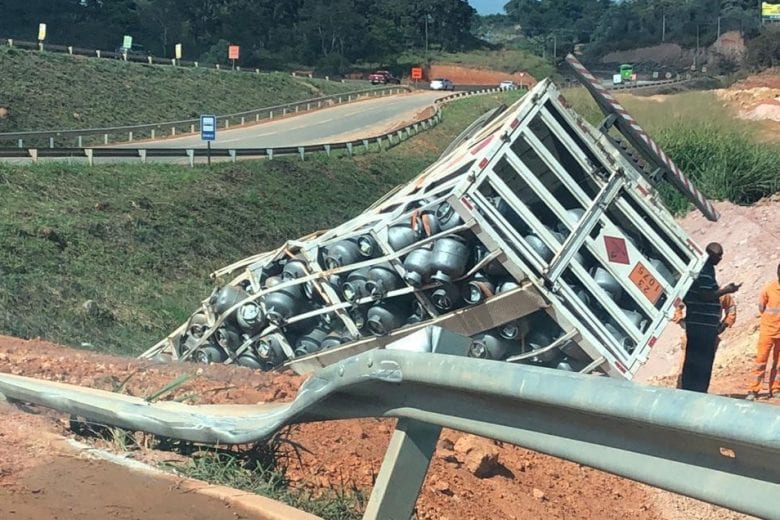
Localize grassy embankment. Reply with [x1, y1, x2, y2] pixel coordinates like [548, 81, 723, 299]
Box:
[0, 46, 365, 137]
[564, 88, 780, 214]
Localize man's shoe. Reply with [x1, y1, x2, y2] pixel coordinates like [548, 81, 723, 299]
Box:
[746, 392, 758, 401]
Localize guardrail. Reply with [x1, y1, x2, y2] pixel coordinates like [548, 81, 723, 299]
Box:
[3, 37, 356, 82]
[0, 85, 409, 148]
[0, 348, 777, 519]
[607, 76, 695, 91]
[0, 87, 508, 165]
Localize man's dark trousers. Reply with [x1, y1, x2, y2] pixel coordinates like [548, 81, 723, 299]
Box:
[680, 324, 719, 392]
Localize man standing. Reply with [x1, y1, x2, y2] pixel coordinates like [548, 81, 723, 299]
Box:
[680, 242, 741, 392]
[746, 262, 780, 401]
[673, 293, 737, 388]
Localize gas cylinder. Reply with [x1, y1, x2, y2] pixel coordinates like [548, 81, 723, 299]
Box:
[366, 264, 403, 298]
[430, 235, 470, 283]
[403, 247, 434, 287]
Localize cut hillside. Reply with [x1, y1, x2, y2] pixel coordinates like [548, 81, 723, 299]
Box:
[0, 47, 366, 133]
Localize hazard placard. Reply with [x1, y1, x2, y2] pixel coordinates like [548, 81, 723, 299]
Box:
[629, 262, 663, 304]
[411, 67, 423, 80]
[603, 236, 629, 265]
[228, 45, 240, 60]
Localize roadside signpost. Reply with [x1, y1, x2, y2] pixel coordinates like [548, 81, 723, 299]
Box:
[175, 43, 182, 62]
[411, 66, 423, 88]
[228, 45, 239, 70]
[200, 114, 216, 166]
[37, 23, 46, 50]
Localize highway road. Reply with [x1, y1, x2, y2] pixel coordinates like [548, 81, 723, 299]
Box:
[131, 90, 452, 149]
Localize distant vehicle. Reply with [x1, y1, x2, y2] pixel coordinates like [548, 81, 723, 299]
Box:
[429, 78, 454, 91]
[368, 70, 401, 85]
[499, 80, 516, 90]
[619, 64, 634, 81]
[115, 43, 148, 59]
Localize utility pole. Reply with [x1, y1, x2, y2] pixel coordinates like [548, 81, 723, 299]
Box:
[553, 34, 557, 60]
[424, 14, 429, 57]
[662, 13, 666, 42]
[717, 16, 722, 50]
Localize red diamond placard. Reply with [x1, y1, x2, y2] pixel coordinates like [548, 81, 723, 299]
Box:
[604, 236, 630, 265]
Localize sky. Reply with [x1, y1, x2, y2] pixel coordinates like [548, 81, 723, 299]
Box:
[468, 0, 507, 15]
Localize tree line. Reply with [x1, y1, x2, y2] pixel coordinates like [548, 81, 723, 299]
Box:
[500, 0, 770, 62]
[1, 0, 479, 72]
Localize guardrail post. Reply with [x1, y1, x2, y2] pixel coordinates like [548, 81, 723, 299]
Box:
[241, 116, 245, 125]
[171, 127, 176, 136]
[255, 114, 260, 122]
[363, 139, 370, 152]
[186, 149, 194, 167]
[282, 108, 287, 116]
[270, 110, 274, 120]
[295, 106, 299, 113]
[255, 68, 260, 75]
[318, 101, 322, 108]
[307, 103, 310, 111]
[298, 146, 305, 160]
[346, 142, 353, 157]
[38, 42, 44, 52]
[324, 144, 330, 157]
[229, 149, 236, 162]
[337, 96, 342, 104]
[77, 135, 83, 148]
[7, 39, 12, 47]
[216, 64, 220, 70]
[147, 56, 153, 65]
[266, 149, 273, 160]
[29, 149, 38, 164]
[68, 46, 73, 55]
[171, 58, 175, 66]
[49, 137, 54, 148]
[85, 149, 93, 167]
[151, 129, 155, 140]
[363, 419, 441, 520]
[348, 95, 352, 102]
[128, 131, 133, 142]
[190, 124, 195, 134]
[104, 134, 109, 145]
[194, 61, 198, 67]
[377, 137, 383, 150]
[396, 130, 403, 142]
[138, 149, 147, 164]
[224, 120, 229, 129]
[17, 139, 22, 149]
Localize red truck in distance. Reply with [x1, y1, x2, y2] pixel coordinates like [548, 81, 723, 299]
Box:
[368, 70, 401, 85]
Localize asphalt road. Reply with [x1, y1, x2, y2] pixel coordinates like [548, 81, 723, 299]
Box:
[132, 90, 451, 149]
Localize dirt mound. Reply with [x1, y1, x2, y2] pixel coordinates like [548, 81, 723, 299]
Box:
[715, 69, 780, 128]
[426, 64, 536, 87]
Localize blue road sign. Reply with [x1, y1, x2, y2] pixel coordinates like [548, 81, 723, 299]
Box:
[200, 115, 216, 141]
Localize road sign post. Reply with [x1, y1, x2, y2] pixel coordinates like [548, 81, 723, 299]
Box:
[200, 114, 216, 166]
[228, 45, 239, 70]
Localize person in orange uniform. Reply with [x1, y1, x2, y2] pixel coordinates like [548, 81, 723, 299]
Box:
[747, 263, 780, 401]
[673, 293, 737, 388]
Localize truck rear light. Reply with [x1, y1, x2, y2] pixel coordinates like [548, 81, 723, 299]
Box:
[478, 158, 489, 169]
[648, 336, 657, 348]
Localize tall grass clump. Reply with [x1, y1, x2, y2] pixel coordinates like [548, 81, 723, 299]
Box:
[563, 88, 780, 213]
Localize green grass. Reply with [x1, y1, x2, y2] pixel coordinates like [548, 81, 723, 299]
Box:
[0, 46, 367, 134]
[563, 88, 780, 214]
[0, 90, 524, 355]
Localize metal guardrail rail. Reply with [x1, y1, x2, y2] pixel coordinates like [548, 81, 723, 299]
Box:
[0, 349, 777, 519]
[607, 76, 696, 91]
[0, 85, 409, 147]
[3, 37, 354, 80]
[0, 87, 508, 165]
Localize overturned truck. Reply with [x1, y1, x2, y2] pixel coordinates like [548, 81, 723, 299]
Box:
[141, 56, 719, 380]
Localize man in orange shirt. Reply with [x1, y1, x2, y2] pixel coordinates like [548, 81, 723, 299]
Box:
[747, 263, 780, 401]
[673, 293, 737, 388]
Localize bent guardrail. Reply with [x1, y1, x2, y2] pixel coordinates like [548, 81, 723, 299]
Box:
[0, 86, 409, 148]
[0, 87, 508, 165]
[0, 348, 777, 519]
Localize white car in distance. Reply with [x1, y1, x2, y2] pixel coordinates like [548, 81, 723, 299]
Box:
[499, 80, 517, 90]
[429, 78, 454, 91]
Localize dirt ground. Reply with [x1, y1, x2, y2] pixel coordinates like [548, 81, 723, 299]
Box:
[1, 197, 778, 519]
[716, 67, 780, 139]
[426, 64, 536, 88]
